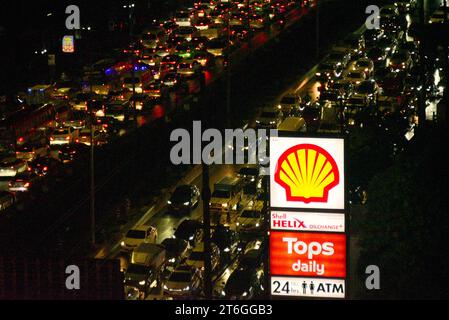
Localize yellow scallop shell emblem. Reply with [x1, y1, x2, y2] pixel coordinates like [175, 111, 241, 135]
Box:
[274, 144, 340, 203]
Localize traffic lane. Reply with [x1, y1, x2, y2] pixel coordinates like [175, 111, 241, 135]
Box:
[146, 164, 241, 244]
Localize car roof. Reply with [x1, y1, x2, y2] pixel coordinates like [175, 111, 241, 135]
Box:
[132, 225, 153, 232]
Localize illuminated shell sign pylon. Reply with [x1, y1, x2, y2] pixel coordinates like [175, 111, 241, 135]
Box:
[274, 144, 340, 204]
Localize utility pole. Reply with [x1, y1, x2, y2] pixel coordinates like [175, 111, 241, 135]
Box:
[226, 5, 232, 128]
[202, 163, 212, 299]
[88, 97, 95, 247]
[418, 0, 427, 130]
[263, 175, 270, 298]
[316, 0, 320, 61]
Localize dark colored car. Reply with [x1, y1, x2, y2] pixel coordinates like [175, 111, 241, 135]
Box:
[168, 184, 201, 213]
[58, 143, 90, 162]
[222, 267, 263, 300]
[363, 28, 384, 48]
[237, 166, 259, 182]
[211, 226, 239, 261]
[301, 107, 321, 129]
[161, 238, 190, 268]
[29, 156, 62, 177]
[174, 219, 203, 246]
[366, 47, 387, 65]
[237, 249, 264, 270]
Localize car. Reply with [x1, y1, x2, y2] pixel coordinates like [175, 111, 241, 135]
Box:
[29, 156, 62, 176]
[167, 184, 201, 213]
[15, 143, 49, 162]
[429, 11, 449, 24]
[8, 172, 40, 192]
[230, 25, 250, 41]
[379, 72, 405, 95]
[255, 107, 283, 129]
[237, 166, 259, 183]
[206, 38, 228, 57]
[161, 72, 179, 87]
[373, 66, 393, 82]
[342, 69, 366, 85]
[325, 51, 351, 68]
[377, 35, 398, 56]
[186, 242, 220, 271]
[174, 43, 194, 59]
[0, 158, 28, 177]
[62, 111, 87, 129]
[173, 219, 203, 246]
[315, 61, 343, 82]
[128, 94, 154, 112]
[163, 265, 202, 297]
[301, 106, 321, 129]
[123, 263, 156, 293]
[354, 79, 380, 100]
[190, 36, 210, 50]
[389, 50, 412, 72]
[194, 16, 211, 30]
[342, 33, 365, 57]
[122, 75, 144, 94]
[76, 129, 108, 146]
[161, 238, 190, 269]
[211, 225, 239, 260]
[348, 58, 374, 77]
[120, 225, 158, 252]
[50, 127, 78, 145]
[140, 32, 159, 49]
[0, 191, 15, 212]
[363, 29, 384, 48]
[366, 47, 388, 66]
[161, 55, 182, 71]
[172, 26, 198, 41]
[237, 248, 264, 271]
[328, 79, 354, 100]
[221, 267, 263, 300]
[103, 101, 130, 122]
[380, 5, 399, 19]
[249, 13, 266, 29]
[192, 50, 214, 67]
[236, 208, 264, 233]
[58, 143, 89, 162]
[277, 93, 302, 115]
[70, 92, 101, 111]
[176, 60, 201, 76]
[174, 10, 192, 27]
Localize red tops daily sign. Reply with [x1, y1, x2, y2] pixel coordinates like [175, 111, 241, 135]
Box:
[270, 231, 346, 278]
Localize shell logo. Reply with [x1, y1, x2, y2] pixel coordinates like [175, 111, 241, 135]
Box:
[274, 144, 340, 204]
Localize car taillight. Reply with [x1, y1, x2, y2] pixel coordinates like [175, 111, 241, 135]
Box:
[24, 182, 30, 188]
[50, 137, 54, 141]
[66, 136, 71, 140]
[43, 166, 48, 171]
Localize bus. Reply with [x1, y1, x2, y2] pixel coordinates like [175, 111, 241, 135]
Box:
[0, 103, 56, 149]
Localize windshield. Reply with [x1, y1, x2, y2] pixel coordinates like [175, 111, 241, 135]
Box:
[53, 129, 69, 135]
[356, 61, 370, 67]
[127, 264, 149, 274]
[241, 210, 261, 218]
[281, 97, 296, 104]
[212, 190, 230, 198]
[260, 112, 276, 118]
[172, 186, 191, 199]
[126, 230, 145, 239]
[357, 82, 374, 93]
[189, 251, 204, 261]
[169, 271, 191, 283]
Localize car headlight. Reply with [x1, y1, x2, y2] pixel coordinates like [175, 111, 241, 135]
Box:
[184, 286, 190, 291]
[121, 241, 125, 247]
[222, 203, 228, 208]
[139, 280, 146, 286]
[256, 120, 260, 124]
[184, 202, 190, 206]
[189, 236, 194, 241]
[256, 223, 260, 228]
[236, 222, 240, 226]
[167, 200, 172, 205]
[242, 292, 248, 297]
[221, 290, 226, 296]
[277, 105, 282, 109]
[315, 72, 321, 77]
[164, 285, 168, 290]
[169, 258, 176, 263]
[224, 247, 230, 253]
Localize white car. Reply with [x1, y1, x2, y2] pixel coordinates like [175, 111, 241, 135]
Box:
[348, 58, 374, 77]
[50, 127, 78, 145]
[185, 242, 220, 271]
[342, 69, 366, 85]
[236, 209, 263, 233]
[120, 225, 158, 252]
[0, 159, 28, 177]
[255, 107, 283, 129]
[163, 265, 202, 297]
